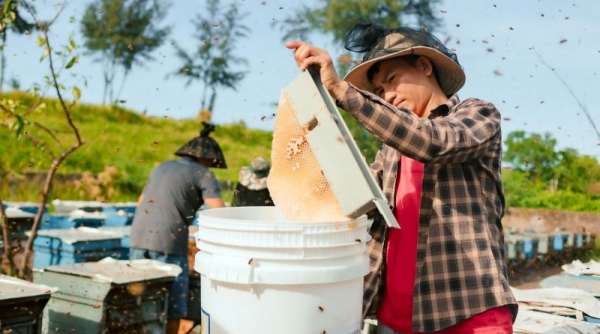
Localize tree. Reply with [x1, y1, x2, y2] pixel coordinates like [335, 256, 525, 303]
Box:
[0, 0, 83, 278]
[503, 131, 559, 183]
[276, 0, 442, 45]
[554, 148, 600, 194]
[170, 0, 250, 117]
[0, 0, 35, 91]
[275, 0, 442, 77]
[80, 0, 170, 104]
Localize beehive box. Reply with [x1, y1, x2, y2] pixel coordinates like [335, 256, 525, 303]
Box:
[2, 201, 46, 214]
[4, 207, 35, 242]
[34, 258, 179, 334]
[0, 275, 56, 333]
[32, 227, 125, 268]
[103, 212, 134, 227]
[98, 225, 131, 260]
[40, 213, 105, 230]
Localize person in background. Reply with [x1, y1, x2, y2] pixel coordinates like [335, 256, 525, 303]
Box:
[286, 23, 517, 333]
[231, 156, 274, 207]
[129, 122, 226, 334]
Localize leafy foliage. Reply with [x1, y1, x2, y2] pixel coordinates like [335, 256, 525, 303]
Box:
[80, 0, 170, 103]
[170, 0, 250, 115]
[504, 130, 559, 182]
[503, 131, 600, 212]
[555, 148, 600, 195]
[0, 0, 35, 91]
[0, 0, 34, 35]
[275, 0, 442, 45]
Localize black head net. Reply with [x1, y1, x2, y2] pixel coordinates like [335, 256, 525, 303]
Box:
[174, 122, 227, 169]
[344, 22, 460, 66]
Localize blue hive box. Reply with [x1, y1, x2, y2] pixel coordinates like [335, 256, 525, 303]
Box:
[32, 227, 126, 268]
[51, 200, 137, 215]
[113, 202, 138, 214]
[2, 201, 47, 214]
[103, 212, 134, 227]
[40, 212, 105, 230]
[52, 200, 108, 214]
[98, 226, 131, 259]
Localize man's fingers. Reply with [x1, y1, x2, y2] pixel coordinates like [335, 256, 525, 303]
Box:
[284, 40, 303, 50]
[299, 55, 329, 71]
[286, 41, 333, 74]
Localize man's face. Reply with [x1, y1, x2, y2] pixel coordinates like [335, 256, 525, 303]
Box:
[370, 56, 434, 117]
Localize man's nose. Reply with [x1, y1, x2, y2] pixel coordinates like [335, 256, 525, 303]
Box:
[384, 91, 397, 104]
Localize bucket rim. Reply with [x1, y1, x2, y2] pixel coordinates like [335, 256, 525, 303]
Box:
[197, 207, 370, 231]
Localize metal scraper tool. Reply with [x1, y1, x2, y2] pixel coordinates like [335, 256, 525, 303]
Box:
[282, 67, 400, 229]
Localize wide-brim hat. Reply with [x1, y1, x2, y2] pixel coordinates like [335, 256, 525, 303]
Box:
[249, 156, 271, 178]
[343, 23, 466, 97]
[175, 122, 227, 169]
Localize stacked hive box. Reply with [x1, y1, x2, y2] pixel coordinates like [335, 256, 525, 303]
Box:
[34, 259, 178, 333]
[0, 275, 55, 333]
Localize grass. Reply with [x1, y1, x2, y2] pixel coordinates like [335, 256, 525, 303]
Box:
[1, 91, 271, 204]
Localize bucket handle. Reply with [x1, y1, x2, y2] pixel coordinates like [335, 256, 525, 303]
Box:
[196, 252, 254, 284]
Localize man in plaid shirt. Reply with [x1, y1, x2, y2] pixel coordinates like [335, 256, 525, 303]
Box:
[287, 23, 517, 333]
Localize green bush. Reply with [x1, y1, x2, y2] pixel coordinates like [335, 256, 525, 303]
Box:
[503, 169, 600, 213]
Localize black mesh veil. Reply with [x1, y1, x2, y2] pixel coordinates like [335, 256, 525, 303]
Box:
[344, 22, 460, 67]
[174, 122, 227, 169]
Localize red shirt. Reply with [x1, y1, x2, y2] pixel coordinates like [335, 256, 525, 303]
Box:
[377, 155, 423, 332]
[377, 156, 513, 333]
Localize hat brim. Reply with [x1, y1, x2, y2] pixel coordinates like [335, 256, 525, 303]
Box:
[344, 46, 466, 97]
[174, 137, 228, 169]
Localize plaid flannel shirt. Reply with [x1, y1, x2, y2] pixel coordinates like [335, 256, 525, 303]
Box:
[337, 85, 518, 332]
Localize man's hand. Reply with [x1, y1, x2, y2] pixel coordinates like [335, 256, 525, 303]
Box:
[285, 41, 349, 100]
[204, 197, 225, 209]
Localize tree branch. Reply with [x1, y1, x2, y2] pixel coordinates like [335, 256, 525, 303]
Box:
[42, 28, 82, 146]
[535, 52, 600, 143]
[21, 87, 52, 117]
[0, 123, 57, 160]
[0, 102, 63, 148]
[0, 198, 16, 276]
[46, 1, 69, 28]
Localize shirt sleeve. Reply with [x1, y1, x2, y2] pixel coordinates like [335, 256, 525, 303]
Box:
[337, 84, 501, 164]
[200, 170, 222, 199]
[369, 145, 385, 187]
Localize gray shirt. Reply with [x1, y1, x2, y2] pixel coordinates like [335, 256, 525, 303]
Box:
[130, 156, 221, 256]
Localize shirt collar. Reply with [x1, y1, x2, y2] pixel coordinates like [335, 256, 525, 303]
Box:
[429, 94, 460, 118]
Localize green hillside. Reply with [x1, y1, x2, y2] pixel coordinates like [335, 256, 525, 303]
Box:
[4, 91, 600, 215]
[1, 91, 272, 204]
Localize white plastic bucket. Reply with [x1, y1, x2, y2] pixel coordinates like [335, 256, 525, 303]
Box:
[194, 206, 370, 334]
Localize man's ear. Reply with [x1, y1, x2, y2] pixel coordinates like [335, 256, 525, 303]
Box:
[417, 56, 433, 76]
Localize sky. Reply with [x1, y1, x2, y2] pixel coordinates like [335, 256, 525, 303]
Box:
[6, 0, 600, 157]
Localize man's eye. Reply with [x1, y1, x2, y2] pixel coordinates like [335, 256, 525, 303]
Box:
[388, 75, 395, 83]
